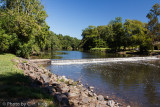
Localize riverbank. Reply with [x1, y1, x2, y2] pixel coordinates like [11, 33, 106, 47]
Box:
[20, 58, 122, 107]
[89, 48, 160, 56]
[0, 54, 123, 107]
[0, 54, 56, 107]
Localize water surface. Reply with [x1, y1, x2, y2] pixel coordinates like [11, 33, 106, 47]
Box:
[47, 51, 160, 107]
[55, 51, 138, 59]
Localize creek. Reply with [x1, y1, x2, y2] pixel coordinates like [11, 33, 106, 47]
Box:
[46, 51, 160, 107]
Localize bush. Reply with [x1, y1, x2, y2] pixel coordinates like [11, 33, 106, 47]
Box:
[16, 42, 33, 58]
[0, 33, 11, 52]
[139, 37, 152, 53]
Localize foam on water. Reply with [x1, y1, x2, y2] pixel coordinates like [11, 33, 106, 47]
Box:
[51, 56, 159, 65]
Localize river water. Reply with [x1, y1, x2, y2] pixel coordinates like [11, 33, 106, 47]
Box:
[46, 51, 160, 107]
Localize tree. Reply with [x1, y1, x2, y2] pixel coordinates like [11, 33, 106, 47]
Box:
[80, 26, 99, 50]
[147, 3, 160, 43]
[106, 17, 125, 51]
[124, 19, 152, 52]
[0, 0, 49, 58]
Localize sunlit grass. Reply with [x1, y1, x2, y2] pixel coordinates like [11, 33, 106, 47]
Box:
[0, 53, 56, 107]
[90, 48, 110, 52]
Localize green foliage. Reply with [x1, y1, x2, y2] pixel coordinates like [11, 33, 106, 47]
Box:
[80, 25, 99, 50]
[146, 3, 160, 50]
[15, 40, 34, 58]
[147, 3, 160, 35]
[0, 54, 55, 106]
[0, 1, 158, 56]
[0, 0, 49, 58]
[45, 31, 81, 51]
[32, 44, 41, 54]
[0, 33, 10, 52]
[60, 78, 65, 82]
[107, 17, 125, 51]
[80, 16, 153, 53]
[90, 48, 109, 52]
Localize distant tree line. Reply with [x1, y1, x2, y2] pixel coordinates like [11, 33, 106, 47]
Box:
[45, 31, 80, 51]
[0, 1, 159, 58]
[0, 0, 80, 58]
[80, 3, 160, 53]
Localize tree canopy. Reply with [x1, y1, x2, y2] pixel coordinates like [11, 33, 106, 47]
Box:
[0, 0, 80, 58]
[80, 17, 153, 52]
[0, 1, 160, 57]
[146, 3, 160, 44]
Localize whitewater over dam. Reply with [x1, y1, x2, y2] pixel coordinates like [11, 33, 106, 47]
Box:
[51, 56, 160, 65]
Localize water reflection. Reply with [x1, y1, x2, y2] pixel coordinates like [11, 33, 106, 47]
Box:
[47, 60, 160, 107]
[30, 51, 64, 59]
[31, 50, 143, 59]
[55, 51, 138, 60]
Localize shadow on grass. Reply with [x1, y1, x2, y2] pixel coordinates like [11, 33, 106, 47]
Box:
[0, 51, 5, 55]
[0, 72, 56, 107]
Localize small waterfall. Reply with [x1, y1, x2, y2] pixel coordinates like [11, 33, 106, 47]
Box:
[51, 56, 160, 65]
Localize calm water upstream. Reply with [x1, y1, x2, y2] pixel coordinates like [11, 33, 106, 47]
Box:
[47, 51, 160, 107]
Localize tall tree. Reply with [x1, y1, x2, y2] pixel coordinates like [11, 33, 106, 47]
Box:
[147, 3, 160, 43]
[81, 25, 98, 50]
[107, 17, 125, 51]
[0, 0, 49, 57]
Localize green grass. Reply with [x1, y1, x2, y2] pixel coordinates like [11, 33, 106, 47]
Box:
[90, 48, 110, 52]
[0, 54, 57, 107]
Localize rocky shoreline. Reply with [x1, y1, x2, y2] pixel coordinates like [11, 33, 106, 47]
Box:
[13, 58, 125, 107]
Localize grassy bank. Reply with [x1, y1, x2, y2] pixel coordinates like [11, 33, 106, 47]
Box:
[0, 54, 56, 107]
[90, 48, 110, 52]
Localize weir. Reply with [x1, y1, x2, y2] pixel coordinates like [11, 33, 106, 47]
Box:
[51, 56, 160, 65]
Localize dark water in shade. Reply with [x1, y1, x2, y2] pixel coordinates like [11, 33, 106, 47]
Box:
[47, 51, 160, 107]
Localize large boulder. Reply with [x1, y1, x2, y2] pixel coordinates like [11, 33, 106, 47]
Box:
[68, 93, 79, 99]
[97, 95, 104, 101]
[41, 74, 50, 83]
[81, 97, 91, 104]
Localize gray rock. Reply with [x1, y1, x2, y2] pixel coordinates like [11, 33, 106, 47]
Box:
[11, 59, 19, 63]
[93, 93, 97, 96]
[55, 94, 62, 102]
[52, 88, 56, 92]
[82, 97, 91, 104]
[41, 74, 50, 83]
[60, 94, 70, 106]
[104, 96, 109, 100]
[88, 91, 94, 97]
[89, 86, 94, 90]
[95, 103, 102, 107]
[23, 70, 29, 75]
[68, 93, 79, 98]
[61, 87, 69, 93]
[55, 94, 69, 106]
[107, 100, 115, 107]
[97, 95, 104, 101]
[28, 65, 33, 71]
[89, 103, 96, 107]
[29, 73, 36, 80]
[23, 63, 27, 70]
[68, 80, 73, 85]
[80, 91, 88, 97]
[100, 101, 107, 105]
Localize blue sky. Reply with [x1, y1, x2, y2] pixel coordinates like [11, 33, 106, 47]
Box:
[41, 0, 160, 39]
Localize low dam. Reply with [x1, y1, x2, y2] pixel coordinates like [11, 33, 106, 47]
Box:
[48, 51, 160, 107]
[51, 56, 160, 65]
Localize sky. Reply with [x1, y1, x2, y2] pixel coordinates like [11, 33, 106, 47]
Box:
[41, 0, 160, 39]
